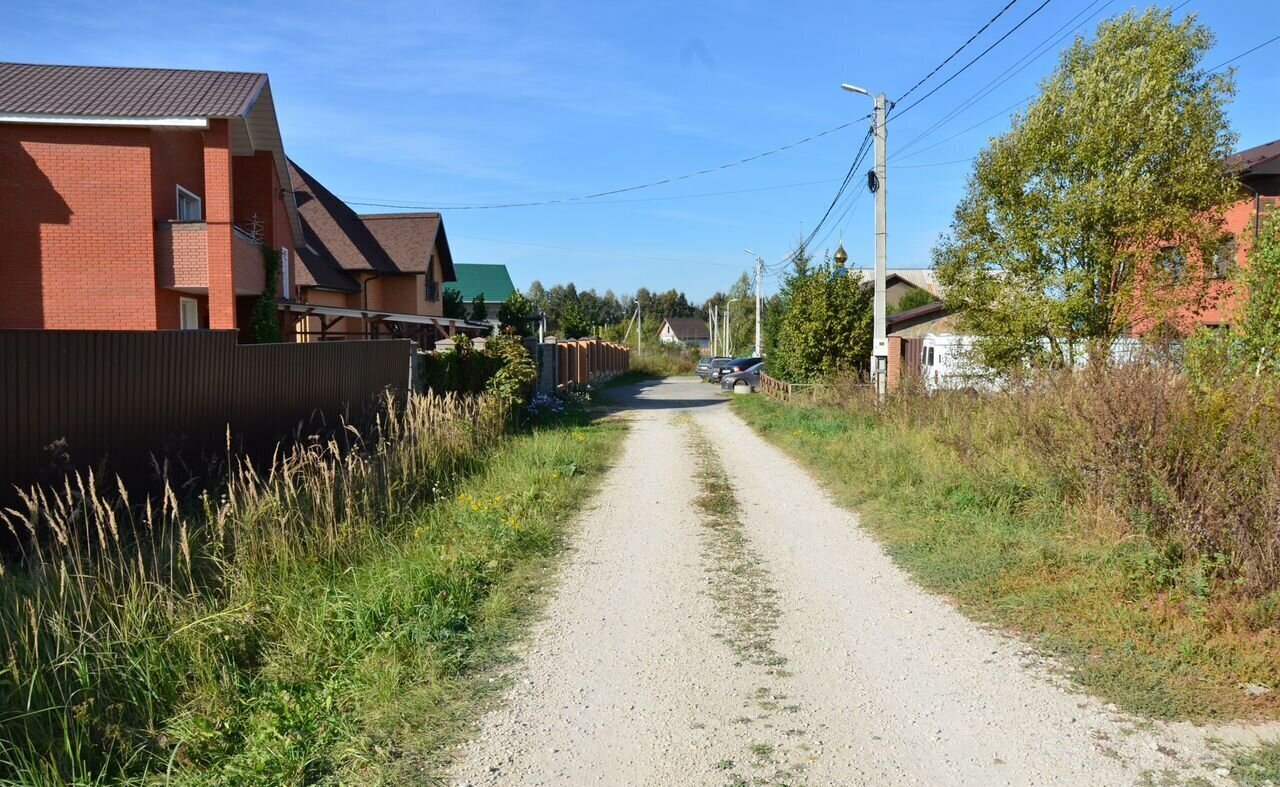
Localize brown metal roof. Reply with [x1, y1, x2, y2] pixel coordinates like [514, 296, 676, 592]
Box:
[0, 62, 266, 118]
[662, 317, 711, 341]
[288, 160, 457, 291]
[1230, 138, 1280, 179]
[362, 213, 456, 282]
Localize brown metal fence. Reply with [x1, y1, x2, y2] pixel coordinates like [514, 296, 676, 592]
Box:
[0, 330, 412, 499]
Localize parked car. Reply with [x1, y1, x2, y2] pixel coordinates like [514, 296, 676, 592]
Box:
[721, 362, 764, 393]
[697, 356, 731, 380]
[704, 357, 738, 382]
[710, 356, 762, 383]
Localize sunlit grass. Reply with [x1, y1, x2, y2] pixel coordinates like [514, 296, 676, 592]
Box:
[0, 392, 625, 784]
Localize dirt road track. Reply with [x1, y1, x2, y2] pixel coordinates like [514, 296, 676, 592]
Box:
[450, 376, 1268, 786]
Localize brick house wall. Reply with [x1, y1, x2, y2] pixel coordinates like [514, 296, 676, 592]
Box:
[0, 124, 157, 329]
[0, 116, 300, 334]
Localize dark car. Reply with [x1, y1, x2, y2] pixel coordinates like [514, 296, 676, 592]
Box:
[710, 356, 762, 383]
[721, 362, 764, 393]
[697, 356, 731, 380]
[703, 357, 736, 382]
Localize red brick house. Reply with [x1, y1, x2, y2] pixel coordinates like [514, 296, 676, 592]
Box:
[1195, 138, 1280, 327]
[1132, 138, 1280, 332]
[0, 62, 301, 335]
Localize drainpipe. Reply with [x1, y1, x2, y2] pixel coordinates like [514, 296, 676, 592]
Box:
[362, 271, 383, 339]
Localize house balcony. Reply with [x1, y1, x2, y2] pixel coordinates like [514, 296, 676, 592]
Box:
[156, 221, 267, 295]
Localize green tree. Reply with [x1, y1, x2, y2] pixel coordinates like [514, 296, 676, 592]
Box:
[442, 287, 467, 319]
[933, 9, 1238, 370]
[525, 280, 548, 317]
[498, 290, 534, 336]
[769, 256, 873, 381]
[469, 293, 487, 322]
[559, 304, 591, 339]
[887, 286, 937, 316]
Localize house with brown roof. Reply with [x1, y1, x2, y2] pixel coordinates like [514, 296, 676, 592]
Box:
[285, 160, 481, 344]
[658, 317, 710, 349]
[1134, 137, 1280, 332]
[0, 62, 301, 336]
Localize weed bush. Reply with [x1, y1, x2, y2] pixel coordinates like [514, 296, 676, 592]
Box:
[819, 361, 1280, 592]
[629, 346, 699, 377]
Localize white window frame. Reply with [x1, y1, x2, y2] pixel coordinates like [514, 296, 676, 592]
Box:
[179, 297, 200, 330]
[280, 247, 291, 299]
[176, 185, 202, 221]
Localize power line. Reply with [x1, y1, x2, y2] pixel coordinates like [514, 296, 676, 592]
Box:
[333, 118, 867, 211]
[340, 176, 844, 210]
[767, 127, 875, 272]
[891, 94, 1034, 162]
[449, 233, 748, 269]
[891, 156, 976, 169]
[893, 0, 1114, 160]
[890, 0, 1057, 122]
[894, 0, 1024, 103]
[1208, 32, 1280, 72]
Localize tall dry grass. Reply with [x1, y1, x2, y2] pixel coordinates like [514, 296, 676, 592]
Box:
[816, 361, 1280, 593]
[0, 391, 504, 783]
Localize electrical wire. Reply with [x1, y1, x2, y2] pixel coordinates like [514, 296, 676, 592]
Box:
[1208, 32, 1280, 72]
[339, 176, 844, 210]
[332, 117, 868, 211]
[448, 233, 746, 269]
[892, 0, 1114, 160]
[889, 0, 1057, 122]
[766, 127, 875, 271]
[894, 0, 1024, 103]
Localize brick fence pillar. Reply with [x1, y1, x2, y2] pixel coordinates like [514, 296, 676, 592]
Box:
[887, 335, 903, 393]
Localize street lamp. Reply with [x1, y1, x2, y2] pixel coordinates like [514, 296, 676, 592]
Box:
[842, 80, 890, 400]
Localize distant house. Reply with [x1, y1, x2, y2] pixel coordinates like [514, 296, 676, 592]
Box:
[1135, 138, 1280, 333]
[852, 268, 942, 309]
[446, 264, 517, 322]
[658, 317, 710, 349]
[0, 62, 302, 337]
[285, 160, 482, 345]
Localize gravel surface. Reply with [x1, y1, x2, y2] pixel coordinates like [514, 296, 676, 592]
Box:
[449, 376, 1276, 786]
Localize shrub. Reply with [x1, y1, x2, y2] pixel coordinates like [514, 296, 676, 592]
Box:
[824, 359, 1280, 593]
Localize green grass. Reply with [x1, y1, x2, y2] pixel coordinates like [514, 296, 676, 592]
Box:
[0, 395, 626, 785]
[730, 395, 1280, 723]
[1231, 741, 1280, 786]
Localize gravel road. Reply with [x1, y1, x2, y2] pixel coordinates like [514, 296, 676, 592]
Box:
[449, 376, 1272, 786]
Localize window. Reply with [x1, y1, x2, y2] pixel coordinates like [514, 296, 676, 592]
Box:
[1158, 247, 1187, 282]
[280, 247, 291, 299]
[924, 347, 935, 368]
[1212, 238, 1237, 279]
[424, 279, 440, 301]
[176, 186, 202, 221]
[179, 297, 199, 330]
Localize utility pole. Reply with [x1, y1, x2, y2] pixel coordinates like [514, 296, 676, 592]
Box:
[636, 302, 642, 357]
[872, 92, 888, 400]
[842, 82, 890, 401]
[744, 250, 763, 357]
[706, 304, 716, 358]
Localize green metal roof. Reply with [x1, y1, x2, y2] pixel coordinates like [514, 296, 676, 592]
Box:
[445, 263, 516, 303]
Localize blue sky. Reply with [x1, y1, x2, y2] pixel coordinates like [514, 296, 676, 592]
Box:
[6, 1, 1278, 301]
